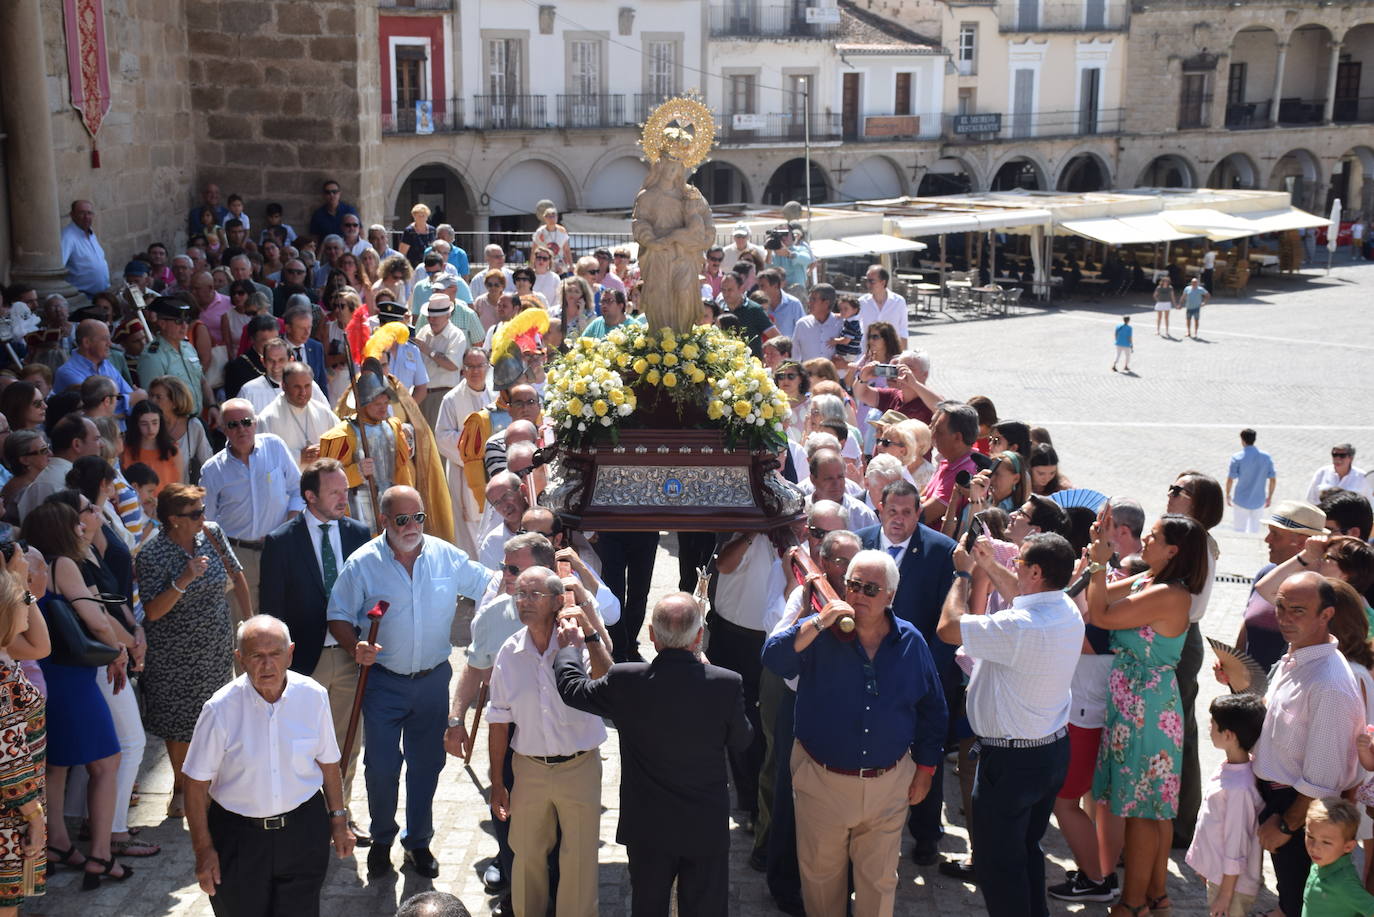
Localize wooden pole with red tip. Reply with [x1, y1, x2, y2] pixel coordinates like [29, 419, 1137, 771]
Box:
[341, 600, 389, 767]
[784, 545, 855, 634]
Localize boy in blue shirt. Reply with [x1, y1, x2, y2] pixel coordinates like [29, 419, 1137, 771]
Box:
[1112, 315, 1133, 372]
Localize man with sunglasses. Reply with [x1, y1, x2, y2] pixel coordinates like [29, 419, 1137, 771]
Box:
[857, 264, 908, 349]
[308, 179, 358, 242]
[468, 245, 514, 302]
[763, 548, 947, 916]
[1305, 443, 1372, 504]
[409, 252, 464, 320]
[327, 485, 496, 880]
[200, 398, 304, 618]
[272, 260, 312, 317]
[137, 297, 217, 422]
[936, 532, 1082, 917]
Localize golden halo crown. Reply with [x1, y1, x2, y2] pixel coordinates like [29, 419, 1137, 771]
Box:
[639, 94, 715, 170]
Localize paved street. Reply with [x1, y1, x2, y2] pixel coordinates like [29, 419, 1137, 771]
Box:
[36, 259, 1374, 916]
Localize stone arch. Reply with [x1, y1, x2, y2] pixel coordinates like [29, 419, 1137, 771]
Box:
[1055, 150, 1112, 192]
[837, 155, 908, 202]
[1137, 154, 1197, 188]
[988, 152, 1049, 191]
[483, 152, 581, 218]
[583, 155, 649, 211]
[1206, 152, 1260, 189]
[1270, 148, 1324, 211]
[389, 160, 478, 234]
[386, 151, 480, 231]
[918, 156, 982, 195]
[762, 158, 833, 206]
[690, 160, 752, 205]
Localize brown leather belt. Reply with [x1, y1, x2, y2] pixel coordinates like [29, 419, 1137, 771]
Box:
[804, 743, 901, 779]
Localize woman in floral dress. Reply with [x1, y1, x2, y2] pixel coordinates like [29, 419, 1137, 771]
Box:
[1085, 509, 1209, 917]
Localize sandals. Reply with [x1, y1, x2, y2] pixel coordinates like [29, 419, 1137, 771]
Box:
[1115, 903, 1151, 917]
[46, 843, 86, 877]
[82, 855, 133, 891]
[1149, 895, 1172, 917]
[110, 838, 161, 857]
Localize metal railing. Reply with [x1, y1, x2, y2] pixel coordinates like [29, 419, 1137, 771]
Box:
[718, 111, 843, 143]
[634, 92, 676, 123]
[469, 94, 548, 130]
[707, 2, 841, 38]
[377, 0, 453, 8]
[556, 94, 628, 129]
[942, 108, 1125, 142]
[1277, 97, 1326, 125]
[1334, 97, 1374, 123]
[998, 0, 1127, 31]
[394, 231, 637, 267]
[1225, 99, 1272, 129]
[1225, 98, 1329, 129]
[382, 98, 464, 134]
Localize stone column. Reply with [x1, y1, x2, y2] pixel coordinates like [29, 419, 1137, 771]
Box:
[1270, 42, 1288, 125]
[1324, 42, 1343, 124]
[0, 0, 81, 300]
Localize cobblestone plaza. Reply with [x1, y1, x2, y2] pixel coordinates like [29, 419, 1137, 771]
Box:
[34, 262, 1374, 916]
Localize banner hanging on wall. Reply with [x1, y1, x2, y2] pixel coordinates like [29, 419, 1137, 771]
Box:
[63, 0, 112, 167]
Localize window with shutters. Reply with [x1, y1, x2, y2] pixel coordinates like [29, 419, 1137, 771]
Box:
[1084, 0, 1105, 29]
[895, 73, 912, 116]
[1178, 73, 1209, 129]
[486, 38, 522, 98]
[1018, 0, 1039, 31]
[646, 40, 677, 99]
[1078, 67, 1100, 134]
[1012, 68, 1034, 137]
[957, 24, 976, 75]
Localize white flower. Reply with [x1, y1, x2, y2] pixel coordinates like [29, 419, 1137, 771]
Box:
[578, 422, 587, 430]
[618, 403, 633, 416]
[582, 405, 593, 417]
[600, 416, 612, 426]
[746, 413, 755, 423]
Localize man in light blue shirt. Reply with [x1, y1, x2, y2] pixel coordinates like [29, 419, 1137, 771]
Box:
[326, 484, 494, 879]
[1227, 427, 1277, 532]
[61, 200, 110, 296]
[200, 398, 304, 613]
[53, 319, 144, 420]
[759, 267, 804, 338]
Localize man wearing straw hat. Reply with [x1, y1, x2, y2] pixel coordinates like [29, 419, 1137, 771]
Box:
[413, 294, 467, 432]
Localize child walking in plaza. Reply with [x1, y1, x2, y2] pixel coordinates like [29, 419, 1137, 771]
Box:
[1112, 315, 1133, 372]
[1301, 798, 1374, 916]
[1185, 694, 1265, 917]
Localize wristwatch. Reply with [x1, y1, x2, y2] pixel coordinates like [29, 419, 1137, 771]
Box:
[447, 716, 463, 729]
[328, 808, 348, 819]
[583, 631, 602, 644]
[1277, 818, 1298, 836]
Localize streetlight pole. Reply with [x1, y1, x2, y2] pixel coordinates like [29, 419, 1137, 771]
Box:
[803, 77, 812, 235]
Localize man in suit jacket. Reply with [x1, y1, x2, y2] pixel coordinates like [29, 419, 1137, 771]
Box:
[555, 592, 752, 917]
[283, 302, 329, 393]
[260, 457, 371, 840]
[857, 478, 956, 867]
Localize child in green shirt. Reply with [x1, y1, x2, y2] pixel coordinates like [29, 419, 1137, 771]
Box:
[1303, 798, 1374, 917]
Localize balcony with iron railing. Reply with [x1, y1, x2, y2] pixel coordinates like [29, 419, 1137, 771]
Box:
[382, 98, 465, 134]
[556, 94, 629, 129]
[718, 111, 843, 143]
[468, 94, 548, 130]
[708, 2, 841, 39]
[1225, 98, 1331, 129]
[377, 0, 453, 9]
[998, 0, 1127, 32]
[942, 108, 1125, 142]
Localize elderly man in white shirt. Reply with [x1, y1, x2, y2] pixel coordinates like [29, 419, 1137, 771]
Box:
[257, 362, 339, 466]
[790, 284, 842, 363]
[239, 338, 332, 417]
[1246, 571, 1364, 917]
[1305, 442, 1373, 503]
[857, 264, 909, 348]
[488, 565, 611, 917]
[183, 616, 354, 917]
[434, 349, 495, 555]
[413, 295, 467, 431]
[200, 398, 304, 616]
[937, 531, 1083, 917]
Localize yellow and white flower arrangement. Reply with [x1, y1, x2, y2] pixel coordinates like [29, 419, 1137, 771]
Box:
[546, 324, 789, 450]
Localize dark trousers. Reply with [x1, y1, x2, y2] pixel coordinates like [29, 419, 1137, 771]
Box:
[627, 845, 728, 917]
[907, 758, 947, 849]
[206, 793, 330, 917]
[597, 531, 660, 661]
[361, 661, 450, 849]
[1258, 782, 1309, 917]
[706, 614, 765, 815]
[970, 736, 1070, 917]
[676, 532, 717, 593]
[766, 683, 803, 908]
[1173, 623, 1203, 843]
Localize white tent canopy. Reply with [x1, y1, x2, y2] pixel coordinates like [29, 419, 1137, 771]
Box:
[1059, 214, 1193, 245]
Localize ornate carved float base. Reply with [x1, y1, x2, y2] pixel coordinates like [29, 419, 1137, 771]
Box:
[547, 429, 804, 533]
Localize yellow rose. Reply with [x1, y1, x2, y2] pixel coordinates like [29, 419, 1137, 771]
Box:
[690, 367, 706, 383]
[617, 353, 631, 368]
[580, 337, 596, 350]
[568, 398, 584, 416]
[663, 353, 679, 367]
[681, 343, 699, 360]
[593, 400, 608, 417]
[760, 404, 774, 420]
[662, 372, 677, 388]
[646, 352, 661, 365]
[573, 380, 587, 395]
[708, 400, 725, 420]
[633, 358, 648, 374]
[633, 337, 647, 349]
[733, 400, 751, 418]
[645, 369, 661, 385]
[662, 338, 677, 352]
[609, 388, 625, 405]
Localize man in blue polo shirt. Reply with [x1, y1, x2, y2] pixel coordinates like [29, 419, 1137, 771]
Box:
[61, 200, 110, 297]
[763, 548, 947, 917]
[1227, 427, 1277, 532]
[53, 319, 145, 422]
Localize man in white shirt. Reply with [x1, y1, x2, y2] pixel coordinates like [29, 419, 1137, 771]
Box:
[790, 284, 842, 363]
[18, 414, 99, 520]
[434, 349, 494, 555]
[720, 223, 766, 273]
[937, 532, 1083, 917]
[200, 398, 304, 616]
[240, 338, 333, 417]
[468, 245, 515, 301]
[1249, 571, 1364, 917]
[487, 566, 611, 917]
[808, 448, 877, 532]
[1305, 443, 1373, 503]
[257, 362, 340, 466]
[479, 472, 529, 571]
[183, 616, 354, 917]
[857, 264, 909, 349]
[413, 295, 467, 431]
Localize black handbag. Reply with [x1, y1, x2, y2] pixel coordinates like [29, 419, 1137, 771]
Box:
[42, 593, 120, 668]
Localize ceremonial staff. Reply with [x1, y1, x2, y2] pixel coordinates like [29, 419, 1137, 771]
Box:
[340, 337, 383, 534]
[341, 600, 388, 768]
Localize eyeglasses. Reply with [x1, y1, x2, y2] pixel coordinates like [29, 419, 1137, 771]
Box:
[343, 222, 359, 228]
[485, 280, 504, 288]
[513, 590, 552, 602]
[175, 508, 206, 519]
[223, 417, 255, 430]
[79, 504, 98, 516]
[535, 255, 551, 262]
[844, 578, 883, 597]
[23, 446, 51, 458]
[325, 188, 341, 195]
[875, 438, 898, 448]
[284, 268, 306, 276]
[807, 525, 829, 539]
[707, 257, 723, 264]
[774, 372, 798, 382]
[1013, 556, 1030, 568]
[508, 398, 540, 407]
[501, 563, 523, 575]
[988, 434, 1006, 447]
[392, 512, 426, 527]
[1333, 452, 1352, 459]
[1167, 484, 1189, 497]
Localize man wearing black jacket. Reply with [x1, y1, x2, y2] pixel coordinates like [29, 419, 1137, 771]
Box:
[555, 592, 752, 916]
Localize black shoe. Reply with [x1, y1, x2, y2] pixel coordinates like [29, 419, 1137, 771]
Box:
[910, 843, 940, 867]
[937, 857, 978, 882]
[1048, 871, 1118, 902]
[492, 895, 514, 917]
[367, 844, 392, 878]
[773, 895, 806, 916]
[349, 820, 372, 848]
[1171, 831, 1192, 849]
[483, 860, 508, 893]
[403, 846, 440, 878]
[748, 850, 767, 873]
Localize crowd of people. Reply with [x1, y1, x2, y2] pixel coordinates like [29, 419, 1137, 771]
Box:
[0, 177, 1367, 917]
